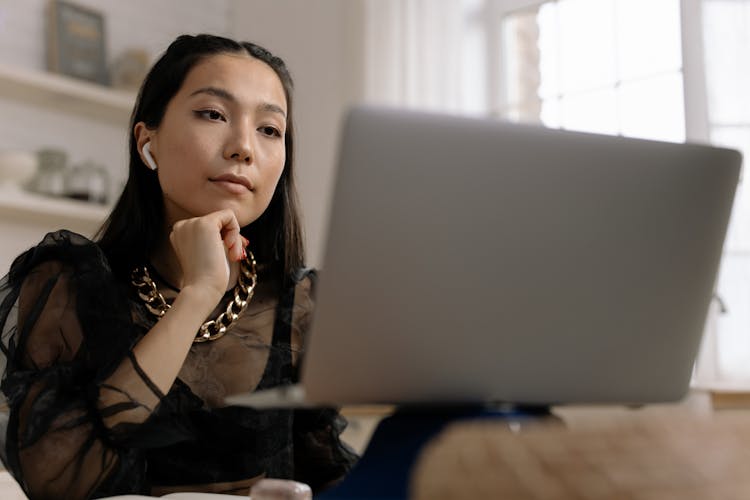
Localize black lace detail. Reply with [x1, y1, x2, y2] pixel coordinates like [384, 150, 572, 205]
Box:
[0, 230, 357, 498]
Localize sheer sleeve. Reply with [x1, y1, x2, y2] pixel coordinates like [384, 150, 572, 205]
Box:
[0, 231, 164, 499]
[288, 271, 358, 492]
[0, 235, 359, 498]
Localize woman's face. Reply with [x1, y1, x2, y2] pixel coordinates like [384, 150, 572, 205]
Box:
[138, 53, 288, 228]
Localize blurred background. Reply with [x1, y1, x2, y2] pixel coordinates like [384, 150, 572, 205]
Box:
[0, 0, 747, 393]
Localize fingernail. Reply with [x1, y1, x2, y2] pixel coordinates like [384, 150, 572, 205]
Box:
[241, 236, 249, 247]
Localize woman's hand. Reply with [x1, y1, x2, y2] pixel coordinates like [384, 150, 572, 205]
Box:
[168, 209, 247, 299]
[123, 210, 249, 396]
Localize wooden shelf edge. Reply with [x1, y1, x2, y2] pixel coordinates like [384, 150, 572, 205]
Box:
[0, 186, 111, 224]
[0, 63, 135, 123]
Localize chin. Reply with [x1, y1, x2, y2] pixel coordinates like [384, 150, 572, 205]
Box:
[207, 201, 257, 226]
[235, 209, 265, 229]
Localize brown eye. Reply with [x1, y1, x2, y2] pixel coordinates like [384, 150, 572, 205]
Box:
[194, 109, 226, 122]
[260, 126, 281, 137]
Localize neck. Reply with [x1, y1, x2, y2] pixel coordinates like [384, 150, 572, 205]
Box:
[150, 232, 240, 292]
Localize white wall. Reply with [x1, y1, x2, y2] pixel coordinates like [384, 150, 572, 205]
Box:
[0, 0, 231, 196]
[0, 0, 364, 270]
[227, 0, 365, 267]
[0, 0, 542, 269]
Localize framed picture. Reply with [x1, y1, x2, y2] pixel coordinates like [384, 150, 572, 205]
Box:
[46, 0, 108, 85]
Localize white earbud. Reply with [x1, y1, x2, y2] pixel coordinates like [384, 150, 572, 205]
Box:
[142, 142, 158, 171]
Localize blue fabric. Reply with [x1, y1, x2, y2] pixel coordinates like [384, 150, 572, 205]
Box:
[319, 405, 549, 500]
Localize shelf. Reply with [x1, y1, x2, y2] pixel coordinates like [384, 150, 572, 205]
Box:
[0, 185, 111, 225]
[0, 63, 135, 124]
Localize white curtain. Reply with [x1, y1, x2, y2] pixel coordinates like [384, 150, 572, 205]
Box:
[362, 0, 467, 111]
[692, 0, 750, 390]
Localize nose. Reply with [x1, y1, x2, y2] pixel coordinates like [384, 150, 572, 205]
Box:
[230, 150, 252, 163]
[225, 124, 253, 164]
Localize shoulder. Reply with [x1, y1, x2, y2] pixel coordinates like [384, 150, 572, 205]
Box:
[27, 229, 97, 252]
[8, 229, 109, 285]
[285, 268, 317, 332]
[292, 267, 317, 292]
[5, 229, 125, 317]
[1, 231, 133, 371]
[292, 267, 317, 283]
[290, 267, 317, 310]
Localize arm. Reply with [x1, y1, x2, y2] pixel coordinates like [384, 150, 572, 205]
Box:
[111, 208, 244, 399]
[100, 207, 246, 427]
[4, 255, 146, 498]
[3, 212, 245, 498]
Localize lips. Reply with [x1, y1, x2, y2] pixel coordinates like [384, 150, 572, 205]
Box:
[210, 173, 254, 191]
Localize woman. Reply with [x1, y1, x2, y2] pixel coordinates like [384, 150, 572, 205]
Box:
[0, 34, 357, 499]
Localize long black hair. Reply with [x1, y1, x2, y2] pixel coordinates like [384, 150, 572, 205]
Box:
[96, 34, 304, 284]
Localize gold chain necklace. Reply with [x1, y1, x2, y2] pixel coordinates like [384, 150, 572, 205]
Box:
[130, 250, 257, 343]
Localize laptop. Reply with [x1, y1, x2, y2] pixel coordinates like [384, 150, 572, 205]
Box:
[226, 105, 741, 408]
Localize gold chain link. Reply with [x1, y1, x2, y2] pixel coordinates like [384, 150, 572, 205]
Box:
[130, 250, 257, 343]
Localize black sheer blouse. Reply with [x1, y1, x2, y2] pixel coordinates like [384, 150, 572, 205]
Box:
[0, 231, 357, 499]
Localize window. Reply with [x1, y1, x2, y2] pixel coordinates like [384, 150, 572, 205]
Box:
[498, 0, 750, 386]
[702, 0, 750, 383]
[502, 0, 685, 143]
[363, 0, 750, 388]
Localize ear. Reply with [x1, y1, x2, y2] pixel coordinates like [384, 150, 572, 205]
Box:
[134, 122, 157, 169]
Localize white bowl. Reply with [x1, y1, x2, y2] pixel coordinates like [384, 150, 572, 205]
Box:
[0, 150, 37, 187]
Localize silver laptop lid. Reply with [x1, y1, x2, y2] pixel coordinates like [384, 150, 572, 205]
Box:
[300, 105, 741, 406]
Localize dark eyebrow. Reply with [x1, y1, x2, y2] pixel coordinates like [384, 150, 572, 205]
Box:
[259, 102, 287, 119]
[189, 86, 287, 119]
[190, 86, 235, 102]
